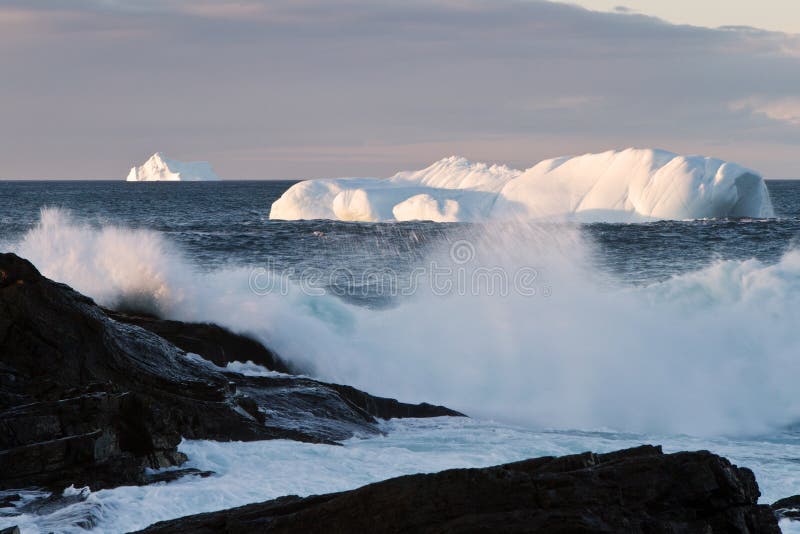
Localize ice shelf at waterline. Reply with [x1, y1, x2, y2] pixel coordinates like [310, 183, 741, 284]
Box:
[269, 148, 775, 223]
[126, 152, 220, 182]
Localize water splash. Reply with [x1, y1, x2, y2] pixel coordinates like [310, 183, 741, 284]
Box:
[12, 207, 800, 436]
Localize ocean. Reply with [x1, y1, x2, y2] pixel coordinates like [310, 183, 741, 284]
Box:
[2, 179, 800, 532]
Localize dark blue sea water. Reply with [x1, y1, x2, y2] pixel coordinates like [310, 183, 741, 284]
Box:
[2, 180, 799, 289]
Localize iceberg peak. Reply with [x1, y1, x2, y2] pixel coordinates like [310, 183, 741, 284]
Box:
[126, 153, 221, 182]
[390, 156, 521, 193]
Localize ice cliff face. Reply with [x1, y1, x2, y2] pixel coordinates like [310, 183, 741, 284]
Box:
[269, 149, 774, 222]
[126, 153, 220, 182]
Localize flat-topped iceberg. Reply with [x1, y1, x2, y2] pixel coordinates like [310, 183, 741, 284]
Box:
[126, 152, 220, 182]
[269, 148, 774, 222]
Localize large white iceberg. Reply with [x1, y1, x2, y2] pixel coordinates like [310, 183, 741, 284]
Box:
[126, 152, 220, 182]
[269, 148, 774, 223]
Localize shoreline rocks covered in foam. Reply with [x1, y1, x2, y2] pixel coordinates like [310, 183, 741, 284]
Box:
[137, 445, 780, 533]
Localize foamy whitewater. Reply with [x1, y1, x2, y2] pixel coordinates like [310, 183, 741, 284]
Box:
[9, 208, 800, 435]
[1, 178, 798, 532]
[5, 418, 800, 533]
[270, 148, 775, 222]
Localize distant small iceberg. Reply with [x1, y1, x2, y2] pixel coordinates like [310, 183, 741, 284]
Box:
[126, 152, 220, 182]
[269, 148, 775, 223]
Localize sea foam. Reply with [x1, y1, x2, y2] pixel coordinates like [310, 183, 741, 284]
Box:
[11, 207, 800, 436]
[3, 418, 800, 533]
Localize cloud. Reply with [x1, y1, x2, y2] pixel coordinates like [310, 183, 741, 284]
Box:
[732, 97, 800, 126]
[1, 0, 799, 178]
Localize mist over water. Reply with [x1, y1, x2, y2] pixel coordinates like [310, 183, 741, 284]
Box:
[12, 207, 800, 436]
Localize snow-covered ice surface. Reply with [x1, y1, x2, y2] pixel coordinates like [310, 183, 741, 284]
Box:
[2, 417, 800, 533]
[270, 148, 775, 222]
[126, 153, 220, 182]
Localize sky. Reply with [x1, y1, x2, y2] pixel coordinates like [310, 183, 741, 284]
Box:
[0, 0, 799, 179]
[565, 1, 800, 34]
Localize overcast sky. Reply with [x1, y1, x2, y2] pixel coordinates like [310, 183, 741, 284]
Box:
[1, 0, 799, 179]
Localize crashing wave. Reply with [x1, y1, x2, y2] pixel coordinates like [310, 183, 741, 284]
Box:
[126, 152, 220, 182]
[269, 148, 774, 222]
[11, 208, 800, 436]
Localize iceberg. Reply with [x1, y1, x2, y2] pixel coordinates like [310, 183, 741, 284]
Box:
[270, 156, 520, 222]
[269, 148, 774, 222]
[126, 152, 220, 182]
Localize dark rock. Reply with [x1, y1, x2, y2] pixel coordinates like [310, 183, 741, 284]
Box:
[16, 486, 90, 516]
[772, 494, 800, 520]
[104, 310, 293, 374]
[0, 493, 21, 507]
[144, 468, 215, 485]
[136, 445, 780, 534]
[772, 494, 800, 509]
[0, 253, 461, 491]
[328, 383, 464, 420]
[102, 312, 465, 420]
[0, 389, 187, 490]
[0, 526, 20, 534]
